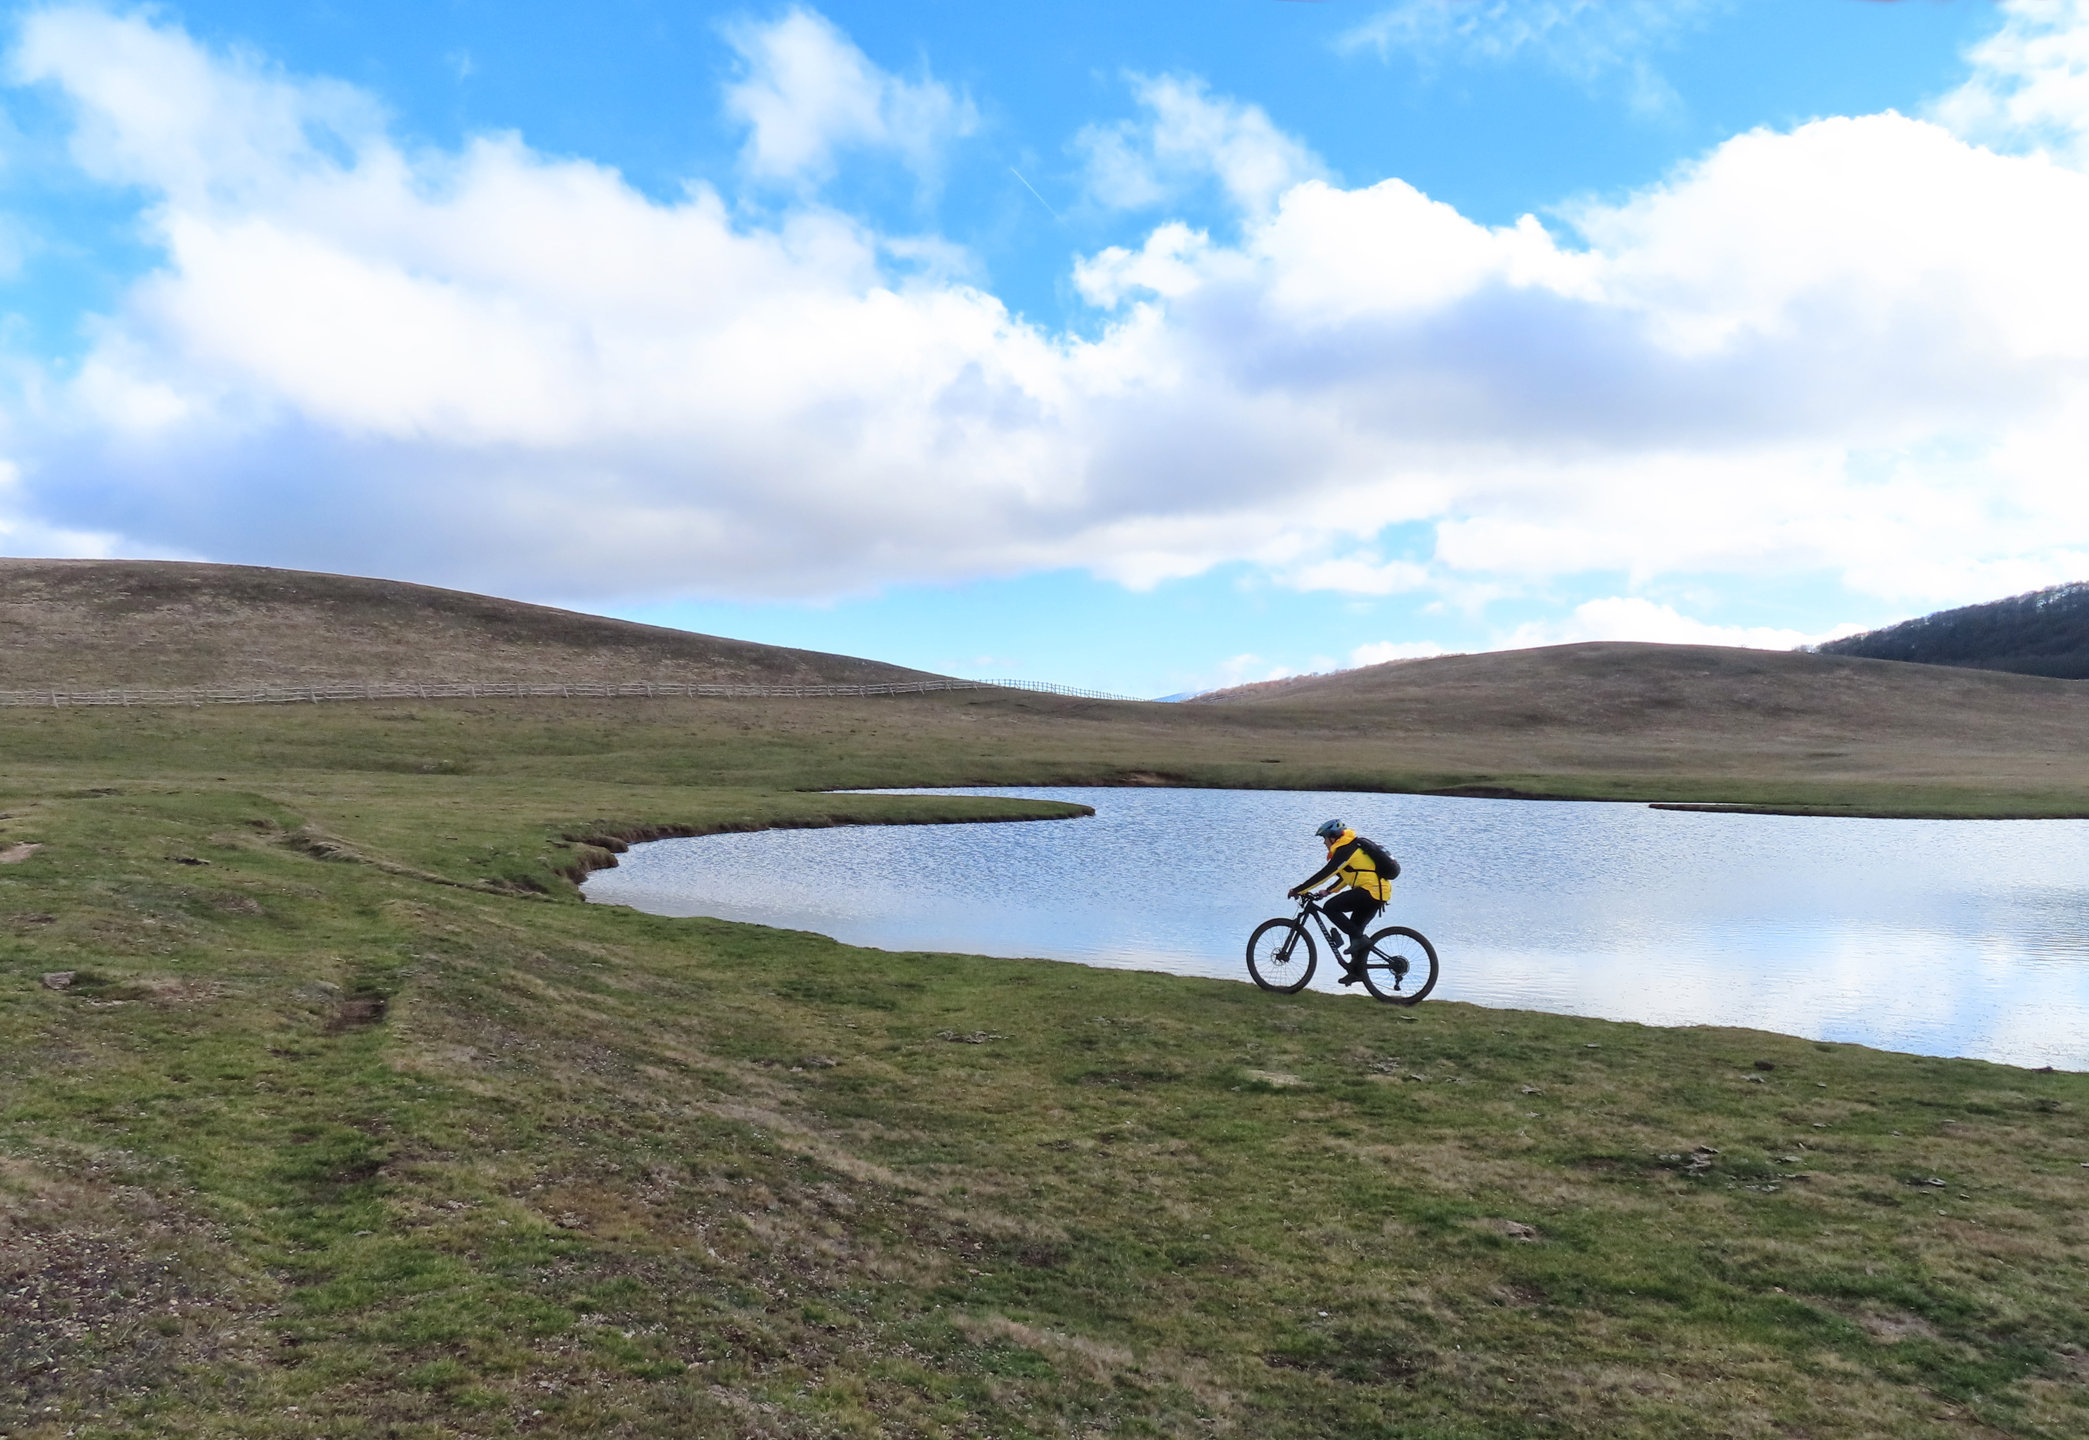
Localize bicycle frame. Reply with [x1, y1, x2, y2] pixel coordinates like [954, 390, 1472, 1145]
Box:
[1292, 895, 1356, 953]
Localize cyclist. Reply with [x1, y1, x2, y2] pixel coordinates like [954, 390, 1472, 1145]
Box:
[1288, 819, 1397, 985]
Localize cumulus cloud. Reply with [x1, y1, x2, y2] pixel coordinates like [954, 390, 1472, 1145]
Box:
[2, 3, 2089, 621]
[1349, 639, 1448, 666]
[1075, 74, 1325, 216]
[721, 5, 975, 186]
[1936, 0, 2089, 165]
[3, 6, 1064, 598]
[1497, 597, 1862, 652]
[1284, 556, 1431, 597]
[1205, 651, 1336, 691]
[10, 7, 384, 200]
[1069, 107, 2089, 602]
[1349, 601, 1845, 673]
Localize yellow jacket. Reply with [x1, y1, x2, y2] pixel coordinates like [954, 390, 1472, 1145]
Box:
[1297, 828, 1392, 904]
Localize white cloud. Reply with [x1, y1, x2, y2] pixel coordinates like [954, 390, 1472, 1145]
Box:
[1349, 639, 1447, 667]
[1341, 602, 1827, 673]
[1071, 102, 2089, 609]
[2, 7, 1060, 598]
[1936, 0, 2089, 165]
[1204, 651, 1337, 691]
[9, 5, 384, 202]
[721, 6, 975, 186]
[1284, 555, 1431, 597]
[1216, 653, 1285, 685]
[1498, 597, 1860, 652]
[4, 3, 2089, 626]
[1075, 74, 1325, 216]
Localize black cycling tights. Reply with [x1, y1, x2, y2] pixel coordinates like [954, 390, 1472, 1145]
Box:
[1322, 890, 1385, 955]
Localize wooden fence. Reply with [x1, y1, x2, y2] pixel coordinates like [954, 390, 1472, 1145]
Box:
[0, 676, 1142, 708]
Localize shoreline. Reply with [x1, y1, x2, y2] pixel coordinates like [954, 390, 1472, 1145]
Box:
[580, 795, 2086, 1076]
[556, 799, 1094, 884]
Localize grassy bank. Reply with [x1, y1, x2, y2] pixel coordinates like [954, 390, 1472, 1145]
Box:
[3, 686, 2087, 818]
[5, 696, 2089, 1439]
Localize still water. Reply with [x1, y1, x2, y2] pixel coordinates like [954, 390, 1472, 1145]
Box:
[581, 787, 2089, 1070]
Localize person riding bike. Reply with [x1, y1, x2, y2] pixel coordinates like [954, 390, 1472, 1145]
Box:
[1288, 818, 1397, 985]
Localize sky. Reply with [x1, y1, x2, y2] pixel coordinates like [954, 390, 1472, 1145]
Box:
[1, 1, 2086, 697]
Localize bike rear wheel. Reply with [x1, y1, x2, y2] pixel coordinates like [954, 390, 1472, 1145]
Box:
[1357, 926, 1439, 1005]
[1246, 918, 1317, 993]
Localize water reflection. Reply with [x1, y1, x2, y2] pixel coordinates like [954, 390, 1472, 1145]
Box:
[581, 787, 2089, 1070]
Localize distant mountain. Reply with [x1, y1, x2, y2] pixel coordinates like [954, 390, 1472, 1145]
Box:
[1815, 582, 2089, 680]
[0, 559, 941, 691]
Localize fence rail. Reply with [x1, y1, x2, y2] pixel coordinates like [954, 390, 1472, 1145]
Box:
[0, 676, 1143, 708]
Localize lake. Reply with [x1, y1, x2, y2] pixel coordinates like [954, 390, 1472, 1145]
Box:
[580, 787, 2089, 1070]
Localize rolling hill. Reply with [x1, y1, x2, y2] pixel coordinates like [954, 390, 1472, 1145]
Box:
[0, 559, 939, 691]
[1191, 640, 2084, 751]
[4, 561, 2086, 812]
[1815, 580, 2089, 679]
[1185, 641, 2089, 810]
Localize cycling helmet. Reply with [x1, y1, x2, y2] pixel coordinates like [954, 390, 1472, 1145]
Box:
[1314, 819, 1345, 840]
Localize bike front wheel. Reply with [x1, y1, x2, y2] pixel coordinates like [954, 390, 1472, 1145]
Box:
[1246, 917, 1317, 993]
[1357, 926, 1439, 1005]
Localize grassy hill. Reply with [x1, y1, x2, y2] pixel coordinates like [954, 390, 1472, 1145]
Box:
[1188, 641, 2089, 816]
[7, 562, 2089, 813]
[0, 560, 938, 691]
[1816, 581, 2089, 680]
[4, 693, 2087, 1439]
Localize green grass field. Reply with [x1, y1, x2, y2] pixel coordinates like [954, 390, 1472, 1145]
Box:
[5, 694, 2088, 1438]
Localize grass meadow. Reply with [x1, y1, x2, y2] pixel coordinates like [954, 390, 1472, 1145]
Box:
[3, 694, 2087, 1438]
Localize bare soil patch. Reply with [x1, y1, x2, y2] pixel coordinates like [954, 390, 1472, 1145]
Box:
[1, 1155, 268, 1430]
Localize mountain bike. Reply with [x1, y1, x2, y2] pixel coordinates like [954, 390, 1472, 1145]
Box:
[1245, 894, 1439, 1005]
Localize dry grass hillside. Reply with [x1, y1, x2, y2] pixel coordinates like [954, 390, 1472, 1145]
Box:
[0, 559, 939, 690]
[1189, 642, 2089, 808]
[4, 564, 2086, 812]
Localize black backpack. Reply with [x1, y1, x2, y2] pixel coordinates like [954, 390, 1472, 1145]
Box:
[1352, 834, 1401, 881]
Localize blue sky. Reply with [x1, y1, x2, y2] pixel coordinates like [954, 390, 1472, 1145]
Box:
[2, 1, 2086, 696]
